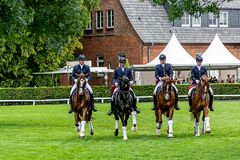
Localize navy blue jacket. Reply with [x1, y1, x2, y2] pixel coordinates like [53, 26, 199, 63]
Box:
[155, 63, 173, 80]
[191, 66, 208, 83]
[70, 64, 91, 81]
[112, 67, 132, 84]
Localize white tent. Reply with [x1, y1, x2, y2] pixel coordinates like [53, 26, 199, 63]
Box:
[201, 34, 240, 70]
[133, 34, 196, 71]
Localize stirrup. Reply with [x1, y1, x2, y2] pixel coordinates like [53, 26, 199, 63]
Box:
[68, 108, 73, 114]
[92, 107, 98, 112]
[175, 105, 180, 110]
[151, 106, 156, 110]
[135, 108, 141, 114]
[209, 106, 214, 112]
[107, 110, 113, 116]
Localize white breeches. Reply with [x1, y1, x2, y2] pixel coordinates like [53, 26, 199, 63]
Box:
[153, 81, 178, 95]
[188, 86, 213, 96]
[70, 82, 93, 96]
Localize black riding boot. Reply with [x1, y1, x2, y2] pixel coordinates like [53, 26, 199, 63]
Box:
[209, 94, 214, 111]
[188, 96, 192, 112]
[68, 96, 73, 114]
[151, 94, 157, 110]
[90, 94, 97, 112]
[132, 98, 141, 114]
[174, 92, 180, 110]
[107, 101, 114, 116]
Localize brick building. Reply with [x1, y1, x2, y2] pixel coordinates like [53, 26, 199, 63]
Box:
[75, 0, 240, 85]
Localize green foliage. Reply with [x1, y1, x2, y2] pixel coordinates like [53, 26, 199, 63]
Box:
[142, 0, 232, 20]
[0, 0, 99, 87]
[0, 83, 239, 100]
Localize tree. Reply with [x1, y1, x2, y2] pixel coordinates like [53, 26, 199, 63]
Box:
[0, 0, 99, 87]
[142, 0, 232, 20]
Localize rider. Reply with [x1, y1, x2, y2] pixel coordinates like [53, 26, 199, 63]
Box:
[107, 56, 140, 116]
[188, 55, 214, 112]
[152, 54, 180, 111]
[68, 54, 97, 113]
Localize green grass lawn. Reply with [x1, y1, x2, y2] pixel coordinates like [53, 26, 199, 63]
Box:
[0, 101, 240, 160]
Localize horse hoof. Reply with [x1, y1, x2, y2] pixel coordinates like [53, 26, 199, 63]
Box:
[123, 137, 128, 141]
[195, 133, 200, 137]
[90, 131, 94, 135]
[131, 126, 138, 132]
[168, 133, 173, 138]
[206, 129, 211, 133]
[79, 136, 85, 139]
[114, 129, 119, 136]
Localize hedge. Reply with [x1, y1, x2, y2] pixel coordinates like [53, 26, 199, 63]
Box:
[0, 84, 239, 100]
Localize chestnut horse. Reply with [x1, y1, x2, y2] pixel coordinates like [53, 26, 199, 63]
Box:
[190, 74, 211, 136]
[113, 75, 138, 140]
[155, 77, 175, 138]
[72, 73, 94, 139]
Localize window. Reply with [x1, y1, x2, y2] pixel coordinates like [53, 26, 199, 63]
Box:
[219, 11, 228, 27]
[192, 14, 201, 27]
[107, 10, 114, 28]
[208, 13, 218, 27]
[86, 13, 92, 30]
[96, 11, 103, 29]
[181, 13, 190, 27]
[97, 56, 104, 76]
[97, 56, 104, 67]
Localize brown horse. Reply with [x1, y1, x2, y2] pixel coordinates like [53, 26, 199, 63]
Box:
[155, 77, 175, 138]
[72, 73, 94, 138]
[191, 74, 211, 136]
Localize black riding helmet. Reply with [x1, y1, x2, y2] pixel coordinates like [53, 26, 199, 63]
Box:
[159, 54, 166, 60]
[77, 54, 86, 61]
[196, 55, 203, 62]
[119, 56, 126, 63]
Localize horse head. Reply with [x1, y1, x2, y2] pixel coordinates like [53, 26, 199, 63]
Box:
[76, 73, 87, 95]
[119, 75, 130, 91]
[199, 74, 210, 99]
[161, 77, 174, 100]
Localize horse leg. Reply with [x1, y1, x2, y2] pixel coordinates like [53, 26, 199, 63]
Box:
[74, 112, 81, 133]
[119, 113, 127, 140]
[114, 113, 119, 136]
[194, 113, 200, 137]
[131, 111, 138, 132]
[204, 107, 211, 133]
[89, 120, 94, 136]
[202, 115, 205, 134]
[79, 108, 87, 139]
[155, 108, 162, 136]
[167, 108, 174, 138]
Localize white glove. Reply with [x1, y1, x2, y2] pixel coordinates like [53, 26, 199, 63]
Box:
[86, 78, 88, 82]
[114, 82, 118, 87]
[159, 77, 162, 81]
[74, 79, 78, 83]
[196, 80, 200, 84]
[129, 81, 134, 85]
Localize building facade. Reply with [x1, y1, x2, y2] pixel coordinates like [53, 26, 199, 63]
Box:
[67, 0, 240, 85]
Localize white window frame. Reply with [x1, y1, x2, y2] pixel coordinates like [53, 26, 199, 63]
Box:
[208, 13, 218, 27]
[219, 11, 228, 27]
[96, 11, 103, 29]
[86, 13, 92, 30]
[192, 14, 201, 27]
[107, 10, 114, 28]
[181, 13, 190, 27]
[97, 56, 104, 76]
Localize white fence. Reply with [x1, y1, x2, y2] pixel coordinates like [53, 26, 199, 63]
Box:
[0, 95, 240, 105]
